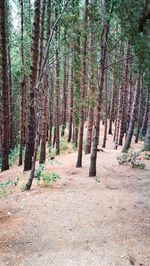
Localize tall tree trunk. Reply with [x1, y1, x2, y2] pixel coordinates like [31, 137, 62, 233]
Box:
[68, 64, 74, 142]
[8, 50, 14, 149]
[61, 32, 67, 137]
[54, 5, 60, 155]
[122, 72, 141, 153]
[19, 0, 27, 166]
[140, 86, 149, 137]
[114, 83, 122, 149]
[24, 0, 41, 171]
[85, 15, 95, 154]
[102, 69, 108, 148]
[89, 23, 109, 176]
[144, 108, 150, 151]
[119, 43, 130, 145]
[0, 0, 9, 171]
[108, 76, 115, 134]
[135, 82, 142, 143]
[76, 0, 88, 167]
[38, 0, 46, 79]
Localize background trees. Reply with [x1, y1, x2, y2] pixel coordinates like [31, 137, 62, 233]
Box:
[0, 0, 149, 187]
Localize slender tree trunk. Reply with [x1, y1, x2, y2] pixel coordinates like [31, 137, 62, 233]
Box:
[38, 0, 46, 79]
[108, 77, 115, 134]
[119, 43, 130, 145]
[144, 108, 150, 151]
[19, 0, 26, 166]
[0, 0, 9, 171]
[8, 50, 14, 149]
[89, 23, 109, 176]
[85, 16, 95, 154]
[114, 83, 122, 149]
[135, 83, 142, 143]
[122, 72, 141, 153]
[140, 86, 149, 137]
[102, 69, 108, 148]
[68, 64, 74, 142]
[24, 0, 41, 171]
[54, 5, 60, 155]
[61, 32, 67, 137]
[76, 0, 88, 167]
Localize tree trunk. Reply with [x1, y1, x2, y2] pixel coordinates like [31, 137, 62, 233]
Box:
[76, 0, 88, 167]
[144, 109, 150, 151]
[19, 0, 27, 166]
[119, 43, 130, 145]
[108, 77, 115, 135]
[68, 64, 74, 142]
[140, 86, 149, 137]
[114, 83, 122, 149]
[122, 72, 141, 153]
[54, 5, 60, 155]
[0, 0, 9, 171]
[89, 23, 109, 176]
[61, 33, 67, 137]
[85, 15, 95, 154]
[135, 82, 142, 143]
[102, 69, 108, 148]
[24, 0, 41, 171]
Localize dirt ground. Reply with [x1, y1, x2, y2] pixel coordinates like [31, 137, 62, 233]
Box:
[0, 129, 150, 266]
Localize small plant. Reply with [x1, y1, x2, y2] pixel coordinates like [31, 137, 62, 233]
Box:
[95, 176, 101, 183]
[60, 140, 69, 151]
[9, 146, 20, 166]
[0, 176, 20, 197]
[42, 172, 60, 186]
[144, 153, 150, 160]
[117, 149, 145, 169]
[34, 164, 44, 180]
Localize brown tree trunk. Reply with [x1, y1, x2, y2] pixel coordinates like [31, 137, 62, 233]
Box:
[119, 43, 130, 145]
[54, 5, 60, 155]
[38, 0, 46, 79]
[122, 72, 141, 153]
[24, 0, 41, 171]
[68, 64, 74, 142]
[0, 0, 9, 171]
[144, 108, 150, 151]
[102, 69, 108, 148]
[140, 86, 149, 137]
[135, 82, 142, 143]
[19, 0, 27, 166]
[114, 83, 122, 149]
[89, 23, 109, 176]
[61, 32, 67, 137]
[76, 0, 88, 167]
[85, 15, 95, 154]
[108, 77, 115, 135]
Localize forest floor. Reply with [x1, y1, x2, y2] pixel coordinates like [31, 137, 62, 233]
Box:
[0, 126, 150, 266]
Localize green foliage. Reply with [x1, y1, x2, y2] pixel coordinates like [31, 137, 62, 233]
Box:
[42, 172, 60, 187]
[34, 164, 45, 180]
[95, 176, 101, 183]
[60, 139, 69, 151]
[117, 150, 145, 169]
[0, 176, 20, 197]
[9, 146, 20, 166]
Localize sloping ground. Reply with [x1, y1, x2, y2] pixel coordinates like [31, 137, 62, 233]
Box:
[0, 133, 150, 266]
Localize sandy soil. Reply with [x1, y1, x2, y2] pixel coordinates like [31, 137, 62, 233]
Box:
[0, 129, 150, 266]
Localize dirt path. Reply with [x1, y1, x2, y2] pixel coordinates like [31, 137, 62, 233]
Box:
[0, 133, 150, 266]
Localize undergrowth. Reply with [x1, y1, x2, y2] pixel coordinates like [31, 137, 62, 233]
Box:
[117, 149, 145, 169]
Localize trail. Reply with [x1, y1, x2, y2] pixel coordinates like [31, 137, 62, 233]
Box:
[0, 131, 150, 266]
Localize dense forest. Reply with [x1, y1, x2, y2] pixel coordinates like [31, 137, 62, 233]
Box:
[0, 1, 150, 265]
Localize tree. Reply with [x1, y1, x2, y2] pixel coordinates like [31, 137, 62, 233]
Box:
[0, 0, 9, 171]
[24, 0, 41, 171]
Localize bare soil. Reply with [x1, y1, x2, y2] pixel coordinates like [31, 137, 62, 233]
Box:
[0, 129, 150, 266]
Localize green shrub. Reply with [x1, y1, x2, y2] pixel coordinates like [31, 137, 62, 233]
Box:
[9, 146, 20, 166]
[34, 164, 45, 180]
[117, 149, 145, 169]
[42, 172, 60, 186]
[60, 140, 69, 151]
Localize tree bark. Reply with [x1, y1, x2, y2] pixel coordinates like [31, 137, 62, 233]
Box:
[108, 77, 115, 135]
[24, 0, 41, 171]
[89, 23, 109, 176]
[76, 0, 88, 167]
[122, 72, 141, 153]
[68, 64, 74, 143]
[144, 109, 150, 151]
[0, 0, 9, 171]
